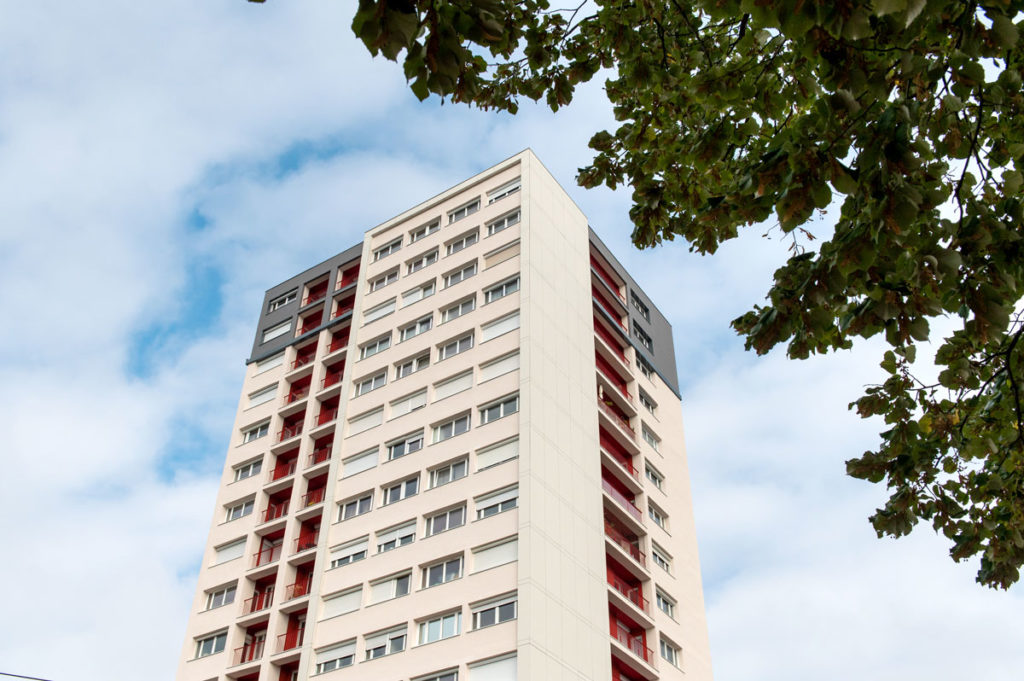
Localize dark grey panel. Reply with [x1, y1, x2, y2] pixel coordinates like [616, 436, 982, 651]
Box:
[587, 228, 680, 398]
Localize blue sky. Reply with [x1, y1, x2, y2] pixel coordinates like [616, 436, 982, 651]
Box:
[1, 2, 1022, 680]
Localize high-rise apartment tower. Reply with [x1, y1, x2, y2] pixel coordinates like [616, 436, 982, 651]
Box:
[177, 150, 713, 681]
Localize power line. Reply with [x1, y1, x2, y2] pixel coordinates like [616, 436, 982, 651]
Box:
[0, 672, 56, 681]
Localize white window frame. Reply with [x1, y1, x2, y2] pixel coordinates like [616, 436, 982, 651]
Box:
[225, 499, 254, 522]
[364, 299, 396, 324]
[426, 505, 466, 536]
[444, 262, 478, 288]
[247, 384, 277, 408]
[429, 458, 468, 488]
[376, 522, 416, 553]
[407, 249, 439, 274]
[371, 571, 412, 602]
[631, 291, 652, 321]
[441, 297, 475, 323]
[422, 555, 463, 588]
[355, 371, 387, 396]
[486, 209, 520, 236]
[339, 492, 373, 521]
[634, 322, 653, 351]
[433, 413, 470, 443]
[360, 334, 391, 360]
[396, 353, 430, 379]
[387, 431, 424, 460]
[656, 590, 675, 618]
[448, 198, 480, 224]
[242, 421, 269, 443]
[479, 394, 519, 425]
[645, 462, 664, 490]
[652, 543, 672, 573]
[471, 594, 517, 629]
[402, 280, 436, 307]
[205, 584, 236, 610]
[476, 486, 518, 519]
[315, 640, 356, 674]
[484, 276, 520, 304]
[369, 268, 399, 292]
[418, 611, 461, 645]
[373, 238, 402, 262]
[364, 626, 407, 659]
[254, 351, 285, 374]
[446, 230, 479, 256]
[438, 333, 473, 361]
[642, 424, 661, 451]
[382, 476, 420, 505]
[400, 315, 433, 342]
[649, 502, 668, 530]
[409, 220, 440, 243]
[195, 631, 227, 659]
[487, 178, 521, 204]
[234, 458, 262, 481]
[660, 638, 681, 667]
[416, 670, 458, 681]
[639, 390, 657, 415]
[268, 289, 297, 312]
[639, 358, 654, 379]
[330, 537, 368, 568]
[261, 320, 292, 343]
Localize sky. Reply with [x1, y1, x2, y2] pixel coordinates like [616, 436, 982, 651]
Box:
[0, 2, 1021, 680]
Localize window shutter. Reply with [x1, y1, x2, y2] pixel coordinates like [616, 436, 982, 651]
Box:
[213, 539, 245, 565]
[476, 439, 518, 469]
[435, 371, 473, 400]
[322, 590, 361, 619]
[469, 655, 517, 681]
[342, 449, 377, 477]
[473, 538, 518, 572]
[481, 313, 520, 342]
[348, 408, 383, 435]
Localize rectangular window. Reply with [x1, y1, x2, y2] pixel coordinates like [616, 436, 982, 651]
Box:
[444, 262, 477, 288]
[481, 312, 519, 342]
[631, 292, 651, 321]
[315, 640, 356, 674]
[402, 280, 436, 307]
[382, 477, 419, 505]
[391, 390, 427, 418]
[476, 438, 518, 469]
[649, 503, 668, 530]
[484, 277, 520, 304]
[205, 584, 236, 610]
[434, 370, 473, 400]
[348, 408, 383, 435]
[339, 493, 372, 521]
[487, 178, 521, 204]
[645, 463, 664, 490]
[330, 537, 368, 568]
[486, 210, 520, 236]
[268, 289, 297, 312]
[254, 351, 285, 374]
[401, 315, 433, 341]
[484, 241, 520, 269]
[446, 230, 479, 256]
[660, 639, 681, 667]
[441, 297, 475, 323]
[396, 353, 430, 379]
[430, 458, 468, 488]
[342, 448, 377, 477]
[247, 384, 277, 408]
[476, 486, 518, 519]
[364, 626, 407, 659]
[634, 323, 653, 351]
[234, 458, 262, 481]
[639, 390, 657, 415]
[472, 537, 517, 572]
[652, 544, 672, 573]
[426, 505, 466, 536]
[439, 334, 473, 360]
[322, 590, 362, 619]
[373, 238, 402, 261]
[387, 431, 424, 460]
[448, 198, 480, 223]
[369, 268, 399, 292]
[410, 220, 440, 243]
[225, 499, 254, 522]
[638, 358, 654, 379]
[360, 334, 391, 359]
[261, 320, 291, 343]
[472, 594, 517, 629]
[422, 556, 463, 588]
[355, 371, 387, 396]
[195, 632, 227, 658]
[433, 413, 470, 442]
[642, 425, 661, 451]
[376, 521, 416, 553]
[480, 394, 519, 425]
[371, 572, 412, 603]
[479, 353, 519, 384]
[242, 422, 269, 443]
[656, 590, 675, 618]
[418, 671, 458, 681]
[408, 249, 439, 274]
[418, 611, 461, 644]
[364, 299, 396, 324]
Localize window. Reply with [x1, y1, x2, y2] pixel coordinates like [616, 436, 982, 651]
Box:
[488, 178, 520, 204]
[649, 503, 668, 530]
[391, 390, 427, 418]
[448, 198, 480, 223]
[254, 351, 285, 374]
[476, 438, 518, 469]
[486, 210, 520, 236]
[226, 499, 254, 521]
[360, 334, 391, 359]
[261, 320, 292, 343]
[322, 589, 362, 619]
[447, 231, 478, 256]
[268, 289, 297, 312]
[422, 556, 463, 588]
[471, 537, 517, 572]
[247, 384, 277, 408]
[472, 594, 517, 629]
[376, 521, 416, 552]
[642, 425, 661, 451]
[242, 422, 269, 443]
[205, 584, 236, 610]
[430, 458, 468, 488]
[348, 407, 383, 434]
[418, 671, 458, 681]
[660, 639, 681, 667]
[339, 493, 372, 521]
[371, 572, 412, 603]
[444, 262, 477, 288]
[631, 292, 651, 321]
[481, 312, 519, 342]
[426, 505, 466, 536]
[480, 353, 519, 383]
[439, 334, 473, 360]
[387, 431, 424, 460]
[656, 590, 675, 618]
[484, 241, 520, 268]
[634, 323, 653, 351]
[330, 537, 368, 568]
[383, 477, 419, 505]
[639, 390, 657, 415]
[315, 640, 355, 674]
[418, 611, 461, 644]
[234, 458, 262, 481]
[369, 268, 399, 292]
[652, 544, 672, 572]
[355, 371, 387, 396]
[476, 486, 518, 519]
[364, 299, 396, 324]
[396, 354, 429, 379]
[484, 277, 519, 304]
[645, 463, 664, 490]
[364, 626, 407, 659]
[434, 370, 473, 400]
[342, 448, 377, 477]
[408, 249, 439, 274]
[410, 220, 440, 243]
[638, 358, 654, 379]
[433, 413, 470, 442]
[402, 280, 436, 306]
[401, 315, 433, 341]
[480, 394, 519, 425]
[195, 632, 227, 658]
[441, 297, 475, 323]
[373, 238, 402, 261]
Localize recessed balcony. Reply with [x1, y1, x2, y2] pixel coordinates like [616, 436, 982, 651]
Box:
[602, 477, 644, 524]
[260, 501, 289, 524]
[252, 544, 281, 569]
[610, 620, 655, 668]
[232, 640, 265, 667]
[242, 590, 274, 615]
[605, 520, 646, 570]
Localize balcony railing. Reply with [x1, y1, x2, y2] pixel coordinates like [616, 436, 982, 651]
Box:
[591, 256, 626, 302]
[316, 407, 339, 426]
[599, 400, 635, 437]
[252, 544, 282, 568]
[598, 363, 632, 402]
[321, 371, 342, 389]
[308, 447, 331, 467]
[298, 321, 320, 336]
[608, 574, 649, 613]
[594, 295, 628, 332]
[328, 336, 349, 354]
[284, 579, 312, 601]
[242, 590, 274, 614]
[603, 478, 643, 522]
[301, 488, 325, 508]
[269, 460, 296, 482]
[261, 501, 289, 523]
[291, 353, 315, 370]
[302, 288, 327, 306]
[232, 640, 265, 666]
[605, 521, 645, 567]
[333, 302, 354, 320]
[595, 321, 629, 365]
[604, 448, 640, 481]
[278, 423, 304, 442]
[277, 629, 305, 654]
[337, 270, 359, 289]
[294, 532, 319, 554]
[286, 386, 309, 404]
[610, 622, 654, 665]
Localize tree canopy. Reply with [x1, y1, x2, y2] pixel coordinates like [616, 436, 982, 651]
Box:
[255, 0, 1024, 588]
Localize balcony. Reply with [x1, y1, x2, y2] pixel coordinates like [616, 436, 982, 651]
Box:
[308, 447, 331, 467]
[316, 407, 338, 426]
[605, 521, 645, 567]
[591, 255, 626, 302]
[277, 422, 304, 443]
[252, 544, 282, 568]
[243, 590, 274, 614]
[608, 574, 649, 613]
[293, 532, 319, 554]
[302, 284, 328, 307]
[599, 399, 636, 439]
[597, 355, 632, 402]
[337, 268, 359, 290]
[261, 501, 289, 523]
[593, 288, 628, 331]
[603, 478, 643, 523]
[290, 352, 316, 371]
[595, 319, 630, 366]
[284, 579, 312, 601]
[232, 640, 265, 666]
[301, 488, 325, 508]
[327, 335, 349, 354]
[286, 385, 310, 404]
[268, 460, 296, 482]
[276, 629, 304, 654]
[332, 299, 355, 320]
[610, 621, 654, 666]
[321, 369, 343, 390]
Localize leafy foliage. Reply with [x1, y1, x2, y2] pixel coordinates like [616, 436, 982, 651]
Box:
[253, 0, 1024, 587]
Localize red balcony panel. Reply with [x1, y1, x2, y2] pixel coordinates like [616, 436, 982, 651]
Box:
[276, 628, 305, 653]
[321, 366, 344, 389]
[278, 422, 304, 443]
[294, 532, 319, 554]
[599, 398, 635, 436]
[612, 659, 647, 681]
[603, 478, 643, 522]
[610, 619, 653, 665]
[278, 664, 299, 681]
[270, 452, 298, 481]
[605, 520, 645, 567]
[243, 589, 274, 614]
[337, 267, 359, 290]
[601, 427, 634, 461]
[291, 345, 317, 370]
[232, 640, 265, 666]
[261, 500, 289, 523]
[308, 447, 331, 467]
[301, 488, 325, 508]
[608, 573, 649, 613]
[595, 319, 629, 365]
[317, 407, 339, 426]
[284, 579, 312, 601]
[591, 255, 625, 301]
[333, 297, 355, 320]
[303, 282, 328, 306]
[597, 352, 631, 400]
[252, 543, 282, 568]
[593, 287, 627, 330]
[328, 332, 349, 354]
